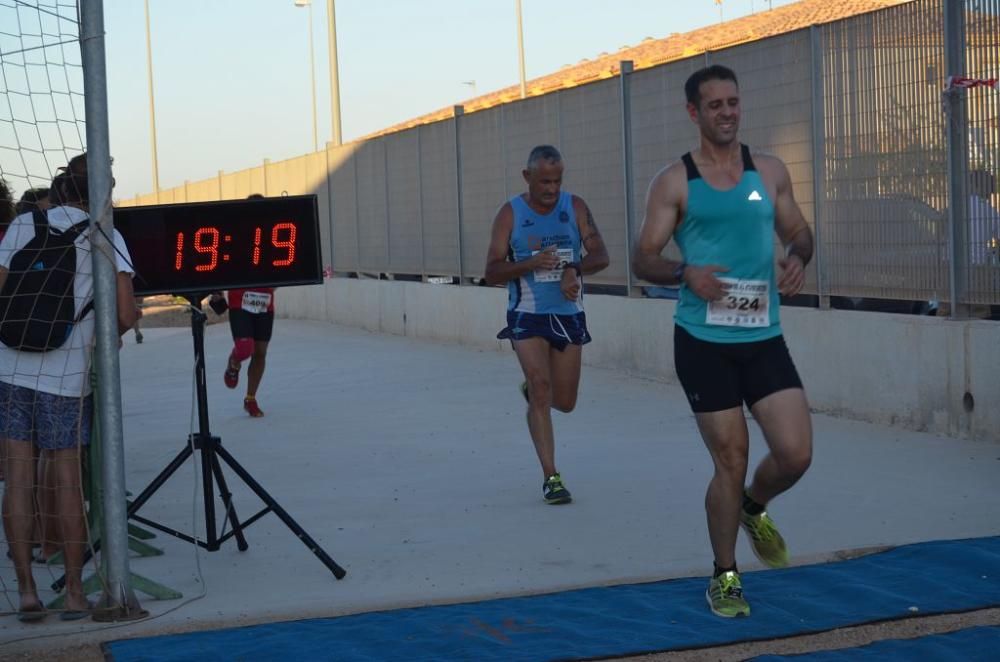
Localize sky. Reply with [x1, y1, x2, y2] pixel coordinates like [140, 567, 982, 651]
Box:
[100, 0, 796, 198]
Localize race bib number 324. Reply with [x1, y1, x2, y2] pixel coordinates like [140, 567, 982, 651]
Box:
[705, 278, 769, 327]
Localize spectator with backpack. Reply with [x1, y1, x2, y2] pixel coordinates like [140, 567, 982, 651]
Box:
[0, 153, 138, 622]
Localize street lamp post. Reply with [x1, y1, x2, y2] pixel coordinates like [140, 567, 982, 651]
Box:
[143, 0, 160, 199]
[327, 0, 342, 146]
[294, 0, 319, 152]
[515, 0, 527, 99]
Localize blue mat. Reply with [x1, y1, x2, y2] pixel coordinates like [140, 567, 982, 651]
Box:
[104, 536, 1000, 662]
[752, 625, 1000, 660]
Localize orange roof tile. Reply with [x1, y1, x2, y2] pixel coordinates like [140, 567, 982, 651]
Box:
[362, 0, 913, 140]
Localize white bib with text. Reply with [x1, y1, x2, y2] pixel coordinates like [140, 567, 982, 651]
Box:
[241, 291, 272, 314]
[532, 248, 575, 282]
[705, 278, 769, 327]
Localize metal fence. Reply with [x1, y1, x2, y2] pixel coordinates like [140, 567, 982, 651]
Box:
[120, 0, 1000, 309]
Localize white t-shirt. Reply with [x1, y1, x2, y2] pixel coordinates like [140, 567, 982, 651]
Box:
[0, 205, 134, 397]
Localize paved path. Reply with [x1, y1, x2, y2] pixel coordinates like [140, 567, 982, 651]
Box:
[2, 320, 998, 654]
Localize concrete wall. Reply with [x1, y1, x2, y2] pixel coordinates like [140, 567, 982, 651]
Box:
[278, 279, 1000, 443]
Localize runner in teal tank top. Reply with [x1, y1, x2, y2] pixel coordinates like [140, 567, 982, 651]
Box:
[633, 65, 816, 619]
[674, 144, 781, 343]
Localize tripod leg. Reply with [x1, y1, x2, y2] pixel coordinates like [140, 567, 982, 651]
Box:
[214, 445, 346, 579]
[52, 444, 193, 593]
[209, 450, 249, 552]
[128, 444, 194, 517]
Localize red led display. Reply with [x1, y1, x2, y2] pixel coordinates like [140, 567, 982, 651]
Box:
[174, 223, 299, 273]
[114, 195, 322, 296]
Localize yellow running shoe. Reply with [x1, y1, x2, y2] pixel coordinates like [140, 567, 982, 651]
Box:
[542, 473, 572, 504]
[740, 509, 789, 568]
[706, 570, 750, 618]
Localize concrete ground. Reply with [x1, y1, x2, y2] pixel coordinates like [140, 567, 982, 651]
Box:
[1, 318, 998, 658]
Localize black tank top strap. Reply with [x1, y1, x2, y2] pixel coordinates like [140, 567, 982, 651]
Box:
[681, 152, 701, 181]
[740, 143, 756, 172]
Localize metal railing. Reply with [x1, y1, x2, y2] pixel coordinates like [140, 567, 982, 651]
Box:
[119, 0, 999, 310]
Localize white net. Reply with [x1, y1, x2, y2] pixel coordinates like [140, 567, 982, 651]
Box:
[0, 0, 85, 196]
[0, 0, 101, 623]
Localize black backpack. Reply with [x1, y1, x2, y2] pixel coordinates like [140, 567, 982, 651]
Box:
[0, 209, 94, 352]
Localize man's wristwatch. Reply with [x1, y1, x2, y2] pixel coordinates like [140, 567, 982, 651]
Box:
[672, 262, 688, 284]
[566, 262, 582, 277]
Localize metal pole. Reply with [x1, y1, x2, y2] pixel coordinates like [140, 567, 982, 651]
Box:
[353, 147, 361, 273]
[515, 0, 527, 99]
[295, 0, 319, 151]
[326, 142, 336, 277]
[809, 25, 830, 309]
[454, 105, 465, 283]
[619, 61, 636, 295]
[416, 130, 426, 278]
[327, 0, 343, 145]
[944, 0, 969, 318]
[307, 3, 318, 151]
[383, 140, 390, 273]
[80, 0, 143, 620]
[143, 0, 160, 202]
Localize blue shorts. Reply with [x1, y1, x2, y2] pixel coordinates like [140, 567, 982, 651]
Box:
[0, 381, 92, 450]
[497, 310, 591, 351]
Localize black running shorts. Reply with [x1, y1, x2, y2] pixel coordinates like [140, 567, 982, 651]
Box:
[229, 309, 275, 342]
[673, 324, 803, 413]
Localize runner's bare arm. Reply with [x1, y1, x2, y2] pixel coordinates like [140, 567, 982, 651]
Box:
[633, 164, 692, 285]
[634, 163, 728, 300]
[117, 271, 138, 334]
[483, 202, 558, 285]
[770, 158, 813, 266]
[766, 156, 813, 296]
[571, 196, 609, 275]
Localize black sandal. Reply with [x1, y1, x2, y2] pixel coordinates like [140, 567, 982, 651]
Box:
[16, 606, 47, 623]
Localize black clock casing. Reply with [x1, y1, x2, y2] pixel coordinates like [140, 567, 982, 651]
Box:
[113, 195, 322, 296]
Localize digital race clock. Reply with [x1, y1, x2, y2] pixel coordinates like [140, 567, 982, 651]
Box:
[113, 195, 322, 296]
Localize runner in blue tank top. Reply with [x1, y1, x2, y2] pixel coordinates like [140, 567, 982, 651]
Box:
[485, 145, 609, 505]
[633, 66, 815, 619]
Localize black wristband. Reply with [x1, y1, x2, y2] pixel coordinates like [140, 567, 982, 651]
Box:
[672, 262, 688, 283]
[567, 262, 582, 277]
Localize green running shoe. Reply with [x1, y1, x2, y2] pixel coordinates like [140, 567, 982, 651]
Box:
[706, 570, 750, 618]
[740, 508, 789, 568]
[543, 473, 572, 504]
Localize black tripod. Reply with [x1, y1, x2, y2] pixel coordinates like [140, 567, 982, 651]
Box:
[126, 295, 345, 579]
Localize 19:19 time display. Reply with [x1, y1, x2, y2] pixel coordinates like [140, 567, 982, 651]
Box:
[112, 194, 321, 296]
[174, 223, 298, 272]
